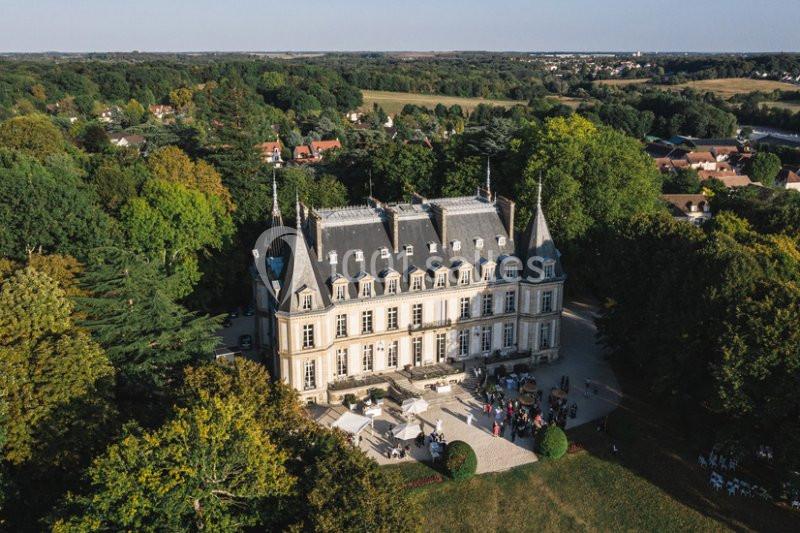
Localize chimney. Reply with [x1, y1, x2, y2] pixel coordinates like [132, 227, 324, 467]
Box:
[431, 204, 448, 249]
[308, 209, 323, 260]
[385, 206, 400, 253]
[496, 195, 515, 241]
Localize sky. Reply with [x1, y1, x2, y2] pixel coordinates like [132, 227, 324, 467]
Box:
[0, 0, 798, 53]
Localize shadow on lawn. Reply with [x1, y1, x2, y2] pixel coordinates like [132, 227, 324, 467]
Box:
[567, 367, 799, 532]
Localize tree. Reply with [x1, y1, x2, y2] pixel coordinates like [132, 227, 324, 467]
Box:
[0, 114, 65, 159]
[663, 168, 700, 194]
[745, 152, 781, 187]
[537, 426, 568, 459]
[0, 268, 116, 529]
[54, 396, 294, 532]
[147, 146, 234, 212]
[78, 249, 221, 388]
[87, 156, 149, 212]
[168, 87, 194, 112]
[444, 440, 477, 480]
[277, 167, 347, 220]
[123, 98, 146, 126]
[180, 360, 420, 532]
[0, 150, 114, 261]
[519, 115, 663, 245]
[81, 123, 110, 153]
[121, 179, 233, 294]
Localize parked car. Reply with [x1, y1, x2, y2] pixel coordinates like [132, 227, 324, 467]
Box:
[227, 308, 239, 319]
[243, 304, 255, 317]
[238, 334, 253, 350]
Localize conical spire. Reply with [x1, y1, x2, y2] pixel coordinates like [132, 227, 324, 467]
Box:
[270, 169, 282, 225]
[266, 170, 285, 257]
[527, 174, 556, 261]
[277, 189, 324, 313]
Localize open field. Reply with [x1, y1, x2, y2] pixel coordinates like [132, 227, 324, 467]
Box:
[593, 78, 651, 87]
[762, 100, 800, 112]
[386, 365, 800, 532]
[657, 77, 800, 98]
[546, 95, 588, 109]
[360, 90, 523, 114]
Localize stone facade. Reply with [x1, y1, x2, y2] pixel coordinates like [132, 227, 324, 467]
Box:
[254, 183, 565, 404]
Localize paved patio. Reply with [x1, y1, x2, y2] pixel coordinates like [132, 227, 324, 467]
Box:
[311, 298, 622, 474]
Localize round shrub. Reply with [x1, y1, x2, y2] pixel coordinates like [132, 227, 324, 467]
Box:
[538, 426, 568, 459]
[444, 440, 477, 480]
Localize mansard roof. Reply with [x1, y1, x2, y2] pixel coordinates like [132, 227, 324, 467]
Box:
[262, 190, 562, 311]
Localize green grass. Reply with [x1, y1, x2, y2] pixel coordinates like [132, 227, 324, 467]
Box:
[385, 370, 800, 532]
[762, 100, 800, 112]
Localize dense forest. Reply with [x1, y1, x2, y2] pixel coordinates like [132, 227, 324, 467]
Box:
[0, 54, 799, 530]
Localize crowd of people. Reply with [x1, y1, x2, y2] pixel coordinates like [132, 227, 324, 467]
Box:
[480, 373, 581, 446]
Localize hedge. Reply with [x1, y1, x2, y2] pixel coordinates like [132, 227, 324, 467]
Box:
[444, 440, 477, 480]
[538, 425, 568, 459]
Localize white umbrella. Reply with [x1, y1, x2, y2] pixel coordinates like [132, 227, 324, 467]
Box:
[331, 411, 372, 435]
[392, 422, 422, 441]
[401, 398, 429, 415]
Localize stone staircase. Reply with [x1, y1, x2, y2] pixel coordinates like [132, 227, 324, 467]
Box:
[384, 373, 422, 402]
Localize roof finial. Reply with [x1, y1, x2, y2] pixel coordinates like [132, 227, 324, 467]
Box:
[537, 172, 543, 209]
[486, 157, 491, 195]
[295, 189, 301, 230]
[271, 168, 279, 214]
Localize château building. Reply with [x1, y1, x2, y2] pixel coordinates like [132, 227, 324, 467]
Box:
[253, 176, 565, 404]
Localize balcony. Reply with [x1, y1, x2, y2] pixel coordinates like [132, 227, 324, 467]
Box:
[407, 318, 452, 334]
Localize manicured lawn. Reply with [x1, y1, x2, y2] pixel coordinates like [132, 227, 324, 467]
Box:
[385, 371, 800, 532]
[360, 90, 523, 114]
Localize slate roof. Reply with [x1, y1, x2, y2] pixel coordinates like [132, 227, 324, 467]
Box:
[266, 192, 561, 314]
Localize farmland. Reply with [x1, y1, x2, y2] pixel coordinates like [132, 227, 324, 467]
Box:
[360, 90, 523, 114]
[657, 77, 799, 98]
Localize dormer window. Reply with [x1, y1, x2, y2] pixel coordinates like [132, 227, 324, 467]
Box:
[474, 237, 484, 250]
[482, 264, 495, 282]
[434, 272, 447, 288]
[355, 250, 364, 262]
[544, 262, 555, 279]
[459, 267, 472, 285]
[496, 235, 507, 246]
[405, 245, 414, 256]
[328, 251, 338, 265]
[451, 240, 461, 251]
[411, 274, 423, 291]
[428, 242, 438, 253]
[380, 247, 390, 259]
[301, 293, 313, 310]
[504, 262, 522, 279]
[386, 277, 399, 295]
[332, 277, 349, 301]
[359, 279, 374, 298]
[335, 284, 347, 301]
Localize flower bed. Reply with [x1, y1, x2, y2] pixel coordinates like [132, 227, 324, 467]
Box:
[405, 474, 444, 489]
